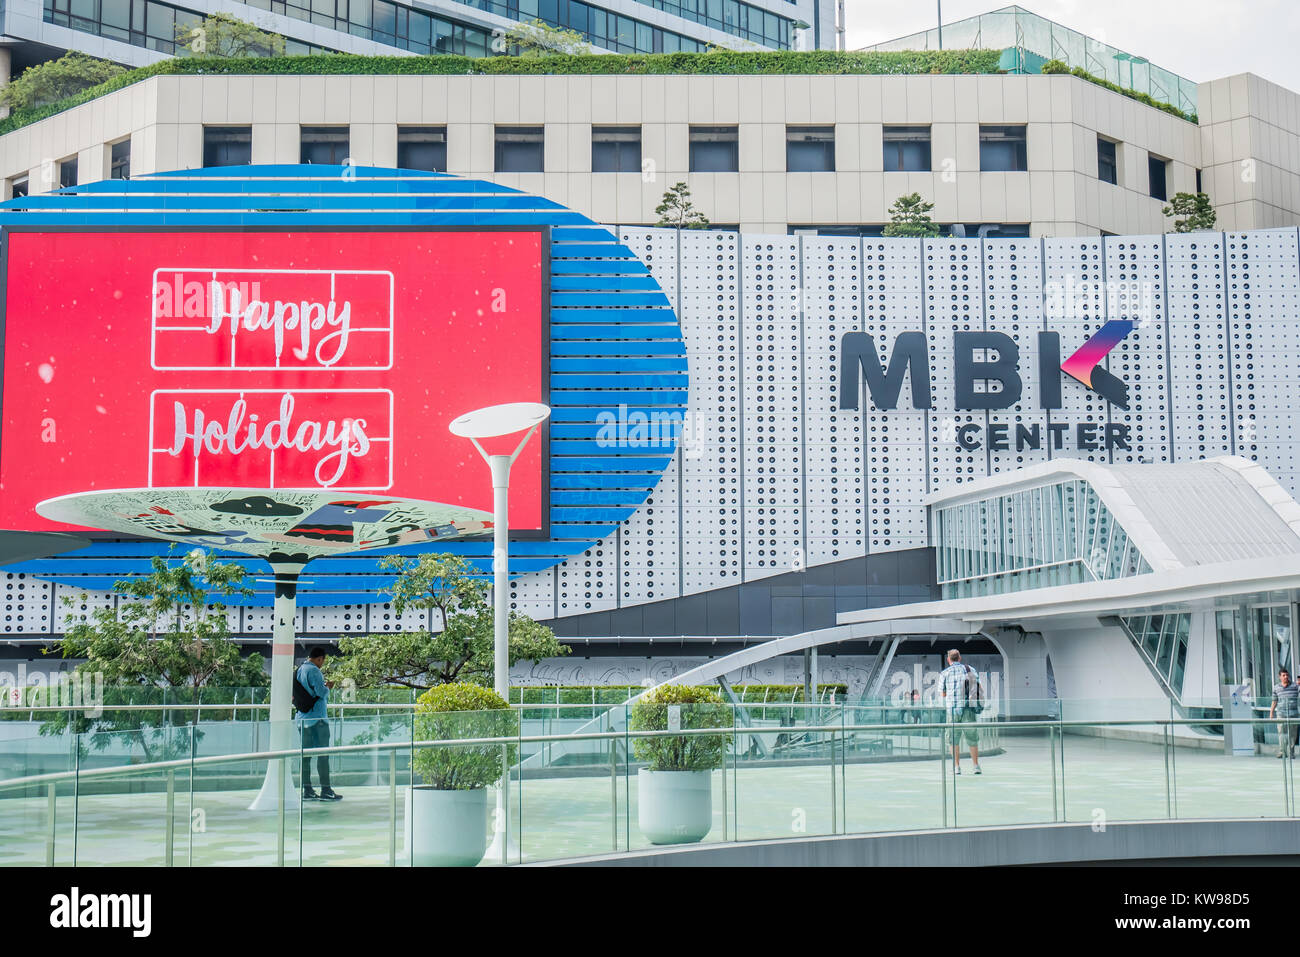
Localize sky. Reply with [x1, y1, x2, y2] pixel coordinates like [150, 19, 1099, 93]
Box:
[843, 0, 1300, 91]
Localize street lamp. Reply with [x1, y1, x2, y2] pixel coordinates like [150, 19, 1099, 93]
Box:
[449, 401, 550, 865]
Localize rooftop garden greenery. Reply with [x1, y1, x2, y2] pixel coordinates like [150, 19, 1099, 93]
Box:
[1040, 58, 1197, 123]
[0, 48, 1005, 137]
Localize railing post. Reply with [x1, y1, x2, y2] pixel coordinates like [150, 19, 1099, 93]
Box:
[1049, 723, 1058, 822]
[830, 724, 837, 835]
[165, 768, 175, 867]
[276, 756, 286, 867]
[1163, 722, 1172, 819]
[71, 731, 80, 867]
[608, 712, 618, 852]
[45, 781, 56, 866]
[388, 748, 397, 867]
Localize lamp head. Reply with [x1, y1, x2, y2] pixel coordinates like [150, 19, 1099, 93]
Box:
[449, 402, 551, 439]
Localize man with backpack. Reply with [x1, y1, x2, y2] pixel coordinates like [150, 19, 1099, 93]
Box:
[295, 646, 341, 801]
[938, 649, 984, 775]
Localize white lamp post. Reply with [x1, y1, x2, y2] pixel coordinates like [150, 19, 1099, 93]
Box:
[449, 401, 550, 864]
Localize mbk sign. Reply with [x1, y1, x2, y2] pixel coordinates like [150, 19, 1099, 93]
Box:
[840, 320, 1139, 452]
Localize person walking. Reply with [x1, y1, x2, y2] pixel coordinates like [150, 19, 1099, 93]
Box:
[1271, 667, 1299, 759]
[938, 649, 983, 775]
[296, 646, 342, 801]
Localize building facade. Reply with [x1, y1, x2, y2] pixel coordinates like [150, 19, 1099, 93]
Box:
[2, 68, 1298, 236]
[2, 0, 836, 80]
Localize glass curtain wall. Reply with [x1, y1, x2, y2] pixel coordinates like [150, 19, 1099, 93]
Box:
[935, 480, 1153, 599]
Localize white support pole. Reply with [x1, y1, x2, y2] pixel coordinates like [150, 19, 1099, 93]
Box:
[489, 454, 512, 864]
[249, 563, 304, 812]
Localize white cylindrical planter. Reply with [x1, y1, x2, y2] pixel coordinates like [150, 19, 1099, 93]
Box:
[409, 786, 490, 867]
[637, 769, 713, 845]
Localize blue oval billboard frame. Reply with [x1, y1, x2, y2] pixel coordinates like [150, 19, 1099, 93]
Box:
[0, 165, 686, 605]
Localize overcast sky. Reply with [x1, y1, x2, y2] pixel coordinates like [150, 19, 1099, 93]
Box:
[844, 0, 1300, 91]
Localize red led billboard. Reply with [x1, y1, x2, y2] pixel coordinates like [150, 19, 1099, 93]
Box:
[0, 228, 549, 533]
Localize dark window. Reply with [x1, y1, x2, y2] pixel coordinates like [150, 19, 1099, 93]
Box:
[495, 126, 544, 173]
[204, 126, 252, 167]
[883, 126, 931, 172]
[689, 126, 739, 173]
[1195, 168, 1203, 193]
[110, 139, 131, 180]
[58, 158, 77, 189]
[786, 126, 834, 172]
[979, 125, 1027, 172]
[397, 126, 447, 171]
[301, 126, 349, 165]
[1148, 154, 1169, 201]
[591, 126, 642, 173]
[1097, 137, 1117, 185]
[788, 224, 888, 238]
[9, 177, 28, 199]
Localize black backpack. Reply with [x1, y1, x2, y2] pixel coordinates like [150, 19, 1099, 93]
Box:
[292, 665, 320, 714]
[964, 665, 985, 714]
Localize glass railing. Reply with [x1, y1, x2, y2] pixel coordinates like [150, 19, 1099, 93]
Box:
[3, 700, 1299, 866]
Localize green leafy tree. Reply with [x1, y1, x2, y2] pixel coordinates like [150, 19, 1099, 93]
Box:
[499, 18, 592, 57]
[1163, 191, 1217, 232]
[629, 684, 732, 771]
[411, 683, 518, 789]
[175, 12, 286, 58]
[655, 182, 711, 229]
[883, 192, 943, 238]
[42, 550, 265, 760]
[0, 53, 126, 113]
[325, 553, 569, 690]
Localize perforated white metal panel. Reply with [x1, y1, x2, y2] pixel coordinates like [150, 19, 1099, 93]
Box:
[926, 239, 986, 492]
[1044, 237, 1110, 465]
[677, 230, 741, 593]
[1106, 235, 1170, 465]
[2, 573, 51, 635]
[801, 237, 865, 565]
[1227, 229, 1300, 491]
[984, 239, 1047, 476]
[742, 236, 804, 579]
[861, 238, 927, 548]
[1166, 232, 1231, 461]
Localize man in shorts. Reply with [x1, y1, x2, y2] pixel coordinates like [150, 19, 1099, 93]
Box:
[938, 649, 983, 775]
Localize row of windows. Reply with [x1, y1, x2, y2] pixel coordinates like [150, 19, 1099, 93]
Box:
[1095, 134, 1177, 202]
[882, 125, 1028, 173]
[45, 0, 732, 61]
[46, 0, 325, 54]
[196, 124, 1048, 175]
[460, 0, 790, 49]
[9, 139, 131, 196]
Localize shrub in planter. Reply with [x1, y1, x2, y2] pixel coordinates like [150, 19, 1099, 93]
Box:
[629, 685, 733, 845]
[409, 683, 517, 866]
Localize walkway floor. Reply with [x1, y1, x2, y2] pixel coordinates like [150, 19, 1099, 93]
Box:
[3, 731, 1294, 865]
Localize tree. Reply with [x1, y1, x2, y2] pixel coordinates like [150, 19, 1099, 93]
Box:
[175, 12, 286, 58]
[0, 52, 126, 113]
[1163, 191, 1217, 232]
[883, 192, 943, 238]
[325, 554, 570, 690]
[655, 182, 711, 230]
[42, 549, 266, 759]
[499, 18, 592, 57]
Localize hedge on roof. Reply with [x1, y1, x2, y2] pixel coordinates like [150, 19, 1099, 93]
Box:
[0, 49, 1004, 137]
[1040, 57, 1197, 123]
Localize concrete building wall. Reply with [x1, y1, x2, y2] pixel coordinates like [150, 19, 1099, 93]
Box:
[1199, 72, 1300, 231]
[5, 71, 1286, 235]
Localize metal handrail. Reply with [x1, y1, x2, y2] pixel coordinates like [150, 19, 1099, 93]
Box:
[0, 714, 1283, 793]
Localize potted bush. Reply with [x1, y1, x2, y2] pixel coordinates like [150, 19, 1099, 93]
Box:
[629, 685, 733, 845]
[408, 683, 517, 867]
